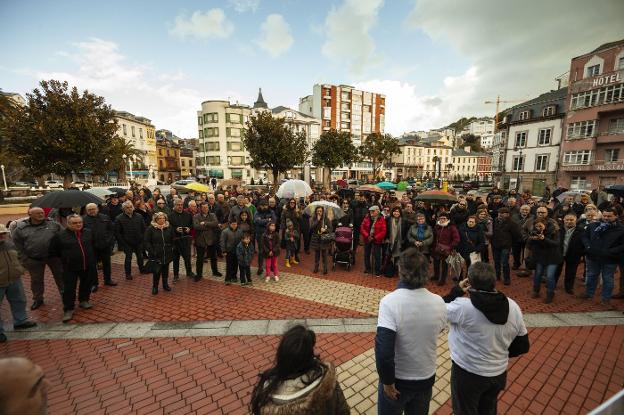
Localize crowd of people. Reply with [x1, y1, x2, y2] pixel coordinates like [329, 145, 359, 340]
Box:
[1, 181, 623, 333]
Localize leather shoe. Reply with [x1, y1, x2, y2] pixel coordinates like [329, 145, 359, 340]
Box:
[213, 272, 223, 277]
[79, 301, 93, 309]
[125, 274, 133, 280]
[31, 300, 44, 310]
[104, 280, 118, 286]
[91, 285, 99, 293]
[62, 310, 74, 323]
[14, 321, 37, 330]
[152, 287, 158, 295]
[163, 285, 171, 292]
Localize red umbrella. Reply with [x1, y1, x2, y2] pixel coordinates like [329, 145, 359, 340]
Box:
[336, 179, 348, 188]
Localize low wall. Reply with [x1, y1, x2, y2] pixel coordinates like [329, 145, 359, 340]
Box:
[0, 204, 30, 215]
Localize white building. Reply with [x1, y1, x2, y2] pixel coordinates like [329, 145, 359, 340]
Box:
[114, 111, 157, 176]
[463, 117, 495, 136]
[451, 147, 488, 181]
[480, 134, 494, 149]
[391, 135, 453, 180]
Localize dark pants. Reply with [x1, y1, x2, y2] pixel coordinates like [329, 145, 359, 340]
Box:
[555, 258, 580, 292]
[353, 225, 361, 254]
[23, 257, 64, 302]
[433, 257, 449, 282]
[314, 249, 328, 272]
[152, 263, 170, 288]
[225, 251, 238, 282]
[493, 247, 510, 283]
[173, 238, 193, 277]
[256, 234, 265, 273]
[481, 244, 490, 263]
[377, 376, 434, 415]
[92, 247, 112, 286]
[511, 241, 523, 268]
[451, 361, 506, 415]
[62, 269, 91, 311]
[239, 264, 251, 284]
[123, 245, 145, 276]
[303, 228, 311, 252]
[364, 242, 382, 275]
[196, 245, 218, 277]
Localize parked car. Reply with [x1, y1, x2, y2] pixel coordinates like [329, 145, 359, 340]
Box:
[44, 180, 64, 189]
[11, 181, 37, 188]
[70, 181, 91, 190]
[171, 179, 198, 192]
[462, 181, 479, 191]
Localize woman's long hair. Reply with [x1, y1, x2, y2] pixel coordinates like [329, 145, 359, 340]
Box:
[250, 325, 325, 414]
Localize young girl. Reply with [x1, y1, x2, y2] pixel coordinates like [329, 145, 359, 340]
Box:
[283, 219, 299, 268]
[262, 222, 281, 282]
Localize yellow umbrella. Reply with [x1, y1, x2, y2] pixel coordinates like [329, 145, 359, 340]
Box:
[184, 182, 212, 193]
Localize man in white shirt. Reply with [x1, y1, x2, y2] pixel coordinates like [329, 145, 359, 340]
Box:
[443, 261, 530, 415]
[375, 247, 447, 414]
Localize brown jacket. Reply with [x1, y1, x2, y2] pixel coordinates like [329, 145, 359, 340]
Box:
[193, 213, 219, 247]
[0, 240, 25, 287]
[259, 363, 349, 415]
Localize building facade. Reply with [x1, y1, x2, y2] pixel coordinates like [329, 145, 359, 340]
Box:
[155, 135, 181, 183]
[115, 111, 157, 176]
[451, 147, 490, 181]
[391, 135, 453, 180]
[559, 39, 624, 190]
[196, 100, 252, 180]
[502, 88, 567, 195]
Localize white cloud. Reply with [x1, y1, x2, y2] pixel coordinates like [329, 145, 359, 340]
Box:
[169, 9, 234, 40]
[255, 14, 293, 58]
[36, 38, 233, 138]
[229, 0, 260, 13]
[321, 0, 384, 74]
[355, 66, 479, 135]
[405, 0, 624, 117]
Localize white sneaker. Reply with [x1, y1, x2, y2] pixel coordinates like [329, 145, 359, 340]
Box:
[265, 276, 271, 283]
[274, 275, 280, 282]
[62, 310, 74, 323]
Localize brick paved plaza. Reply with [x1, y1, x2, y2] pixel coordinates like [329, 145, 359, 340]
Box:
[1, 213, 623, 414]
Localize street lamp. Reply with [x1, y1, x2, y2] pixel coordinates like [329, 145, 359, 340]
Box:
[514, 147, 523, 191]
[0, 165, 6, 191]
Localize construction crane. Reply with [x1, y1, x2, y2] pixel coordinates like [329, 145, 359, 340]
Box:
[484, 96, 526, 132]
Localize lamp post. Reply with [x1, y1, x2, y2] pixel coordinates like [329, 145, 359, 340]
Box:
[0, 165, 7, 191]
[515, 147, 523, 191]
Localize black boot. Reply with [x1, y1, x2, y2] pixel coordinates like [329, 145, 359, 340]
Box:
[313, 264, 319, 273]
[163, 277, 171, 291]
[152, 286, 158, 295]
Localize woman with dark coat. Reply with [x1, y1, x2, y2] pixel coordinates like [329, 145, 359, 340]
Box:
[144, 212, 175, 295]
[527, 217, 562, 304]
[407, 212, 434, 257]
[280, 199, 302, 262]
[250, 325, 349, 415]
[457, 215, 486, 275]
[431, 212, 460, 285]
[310, 206, 333, 274]
[384, 206, 408, 276]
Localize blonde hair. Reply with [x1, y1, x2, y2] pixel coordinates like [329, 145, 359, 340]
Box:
[151, 212, 169, 227]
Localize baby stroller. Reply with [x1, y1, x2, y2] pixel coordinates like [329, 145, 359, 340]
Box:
[333, 225, 354, 270]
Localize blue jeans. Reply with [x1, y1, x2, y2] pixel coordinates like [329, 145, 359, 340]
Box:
[585, 258, 616, 301]
[378, 378, 434, 415]
[533, 263, 558, 294]
[365, 243, 382, 275]
[492, 248, 510, 282]
[0, 279, 29, 334]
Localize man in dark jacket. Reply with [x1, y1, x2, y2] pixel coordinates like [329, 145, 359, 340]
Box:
[49, 215, 95, 322]
[193, 203, 221, 280]
[450, 200, 469, 226]
[114, 201, 147, 279]
[220, 221, 243, 284]
[106, 195, 122, 223]
[580, 207, 624, 306]
[491, 208, 522, 285]
[169, 199, 195, 281]
[253, 200, 276, 276]
[555, 214, 584, 294]
[83, 203, 117, 291]
[511, 204, 533, 271]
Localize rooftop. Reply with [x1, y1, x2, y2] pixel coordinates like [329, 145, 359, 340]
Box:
[271, 106, 316, 120]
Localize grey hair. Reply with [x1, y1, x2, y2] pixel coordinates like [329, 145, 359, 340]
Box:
[398, 247, 429, 288]
[467, 262, 496, 291]
[122, 200, 134, 208]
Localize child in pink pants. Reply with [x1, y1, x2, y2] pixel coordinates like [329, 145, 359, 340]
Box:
[262, 223, 280, 282]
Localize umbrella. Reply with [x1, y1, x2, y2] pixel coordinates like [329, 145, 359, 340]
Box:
[185, 182, 212, 193]
[336, 179, 348, 188]
[108, 187, 127, 196]
[303, 201, 345, 220]
[414, 190, 457, 203]
[85, 188, 115, 199]
[605, 185, 624, 196]
[356, 184, 384, 194]
[377, 181, 397, 190]
[397, 181, 409, 191]
[556, 189, 589, 202]
[276, 179, 313, 199]
[31, 190, 104, 209]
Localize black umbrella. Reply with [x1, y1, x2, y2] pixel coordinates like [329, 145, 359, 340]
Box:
[31, 190, 104, 209]
[108, 187, 128, 196]
[606, 185, 624, 197]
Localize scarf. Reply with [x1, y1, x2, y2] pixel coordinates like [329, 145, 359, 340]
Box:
[437, 220, 448, 227]
[416, 223, 426, 240]
[152, 221, 169, 230]
[594, 221, 615, 235]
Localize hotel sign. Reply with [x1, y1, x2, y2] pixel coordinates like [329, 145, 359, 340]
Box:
[592, 72, 621, 87]
[570, 69, 623, 93]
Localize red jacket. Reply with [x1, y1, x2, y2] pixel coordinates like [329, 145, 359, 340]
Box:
[360, 214, 387, 245]
[433, 224, 460, 258]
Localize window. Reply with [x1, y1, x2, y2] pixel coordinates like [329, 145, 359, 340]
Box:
[542, 106, 556, 117]
[189, 160, 193, 167]
[198, 116, 203, 126]
[198, 130, 203, 139]
[229, 156, 244, 165]
[122, 124, 127, 135]
[139, 128, 143, 139]
[570, 83, 624, 109]
[205, 142, 219, 151]
[619, 56, 624, 70]
[586, 64, 600, 78]
[131, 126, 135, 137]
[609, 118, 624, 134]
[570, 176, 587, 190]
[181, 160, 185, 167]
[538, 128, 552, 145]
[563, 150, 593, 165]
[226, 127, 241, 137]
[227, 142, 243, 151]
[512, 155, 525, 171]
[323, 107, 331, 119]
[203, 113, 218, 123]
[226, 113, 241, 124]
[535, 154, 549, 171]
[518, 111, 530, 121]
[514, 131, 527, 148]
[605, 149, 620, 162]
[206, 156, 220, 165]
[204, 127, 219, 137]
[567, 120, 596, 139]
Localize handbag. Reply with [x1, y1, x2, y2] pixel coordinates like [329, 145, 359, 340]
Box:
[469, 251, 481, 263]
[320, 231, 335, 243]
[145, 258, 160, 273]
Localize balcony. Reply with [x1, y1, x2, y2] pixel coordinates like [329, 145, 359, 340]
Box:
[596, 129, 624, 144]
[561, 158, 624, 171]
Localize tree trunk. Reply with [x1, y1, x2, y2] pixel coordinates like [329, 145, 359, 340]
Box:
[63, 174, 72, 189]
[272, 168, 280, 186]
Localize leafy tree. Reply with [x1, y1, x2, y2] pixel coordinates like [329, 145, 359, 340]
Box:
[311, 129, 359, 184]
[358, 132, 400, 180]
[1, 80, 119, 187]
[0, 92, 29, 183]
[243, 111, 308, 184]
[107, 138, 144, 183]
[460, 134, 485, 153]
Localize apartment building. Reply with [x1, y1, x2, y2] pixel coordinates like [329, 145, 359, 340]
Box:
[451, 147, 490, 182]
[114, 111, 157, 178]
[391, 135, 453, 180]
[559, 39, 624, 189]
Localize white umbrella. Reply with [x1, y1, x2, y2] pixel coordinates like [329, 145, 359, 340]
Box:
[556, 190, 589, 202]
[85, 188, 115, 199]
[276, 179, 313, 199]
[303, 201, 345, 220]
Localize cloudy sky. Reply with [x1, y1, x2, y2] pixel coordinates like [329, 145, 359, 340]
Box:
[2, 0, 622, 137]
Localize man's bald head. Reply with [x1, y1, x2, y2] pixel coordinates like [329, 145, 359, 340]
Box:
[85, 203, 98, 216]
[0, 357, 48, 415]
[27, 208, 45, 224]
